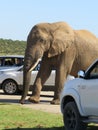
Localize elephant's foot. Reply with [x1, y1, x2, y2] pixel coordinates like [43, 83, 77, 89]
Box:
[50, 99, 60, 105]
[28, 96, 40, 103]
[19, 97, 26, 104]
[19, 99, 25, 104]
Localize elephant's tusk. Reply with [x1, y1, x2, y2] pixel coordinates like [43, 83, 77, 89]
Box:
[29, 58, 41, 72]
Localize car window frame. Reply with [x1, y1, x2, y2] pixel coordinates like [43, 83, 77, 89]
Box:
[84, 60, 98, 79]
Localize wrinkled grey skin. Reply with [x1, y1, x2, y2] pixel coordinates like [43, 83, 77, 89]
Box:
[20, 22, 98, 104]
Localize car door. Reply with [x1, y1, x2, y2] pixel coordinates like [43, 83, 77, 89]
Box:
[79, 64, 98, 116]
[45, 70, 55, 86]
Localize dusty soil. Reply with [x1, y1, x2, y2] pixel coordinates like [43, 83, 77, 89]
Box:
[0, 90, 61, 114]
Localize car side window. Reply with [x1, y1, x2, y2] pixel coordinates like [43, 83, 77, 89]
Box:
[0, 57, 24, 67]
[89, 64, 98, 79]
[4, 58, 14, 66]
[0, 58, 4, 66]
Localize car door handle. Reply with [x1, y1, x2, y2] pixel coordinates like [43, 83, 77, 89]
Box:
[81, 85, 86, 89]
[78, 85, 86, 89]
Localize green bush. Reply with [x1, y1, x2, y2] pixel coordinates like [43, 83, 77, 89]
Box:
[0, 38, 26, 55]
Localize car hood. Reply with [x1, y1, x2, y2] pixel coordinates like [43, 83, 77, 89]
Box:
[63, 77, 84, 90]
[0, 66, 23, 72]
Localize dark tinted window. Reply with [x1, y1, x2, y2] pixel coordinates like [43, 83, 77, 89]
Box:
[0, 57, 24, 67]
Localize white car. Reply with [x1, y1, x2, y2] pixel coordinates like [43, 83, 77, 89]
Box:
[0, 63, 55, 95]
[0, 59, 74, 95]
[60, 59, 98, 130]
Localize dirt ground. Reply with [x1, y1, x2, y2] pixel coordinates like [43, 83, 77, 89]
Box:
[0, 90, 61, 114]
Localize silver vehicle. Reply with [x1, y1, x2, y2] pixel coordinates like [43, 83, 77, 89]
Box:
[0, 62, 55, 95]
[0, 61, 74, 95]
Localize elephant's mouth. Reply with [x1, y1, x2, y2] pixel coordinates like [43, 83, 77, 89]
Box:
[29, 58, 41, 72]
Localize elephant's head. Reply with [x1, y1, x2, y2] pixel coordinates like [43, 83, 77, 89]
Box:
[20, 22, 74, 104]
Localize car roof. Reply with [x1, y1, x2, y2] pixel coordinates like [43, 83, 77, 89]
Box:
[0, 55, 24, 58]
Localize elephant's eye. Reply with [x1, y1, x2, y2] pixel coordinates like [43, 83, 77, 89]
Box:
[39, 38, 44, 43]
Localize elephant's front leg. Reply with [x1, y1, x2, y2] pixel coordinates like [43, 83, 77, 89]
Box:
[51, 67, 67, 105]
[28, 62, 51, 103]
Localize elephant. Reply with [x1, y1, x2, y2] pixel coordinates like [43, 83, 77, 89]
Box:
[20, 21, 98, 105]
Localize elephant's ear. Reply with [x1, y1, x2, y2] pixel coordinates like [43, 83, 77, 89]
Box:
[48, 29, 74, 57]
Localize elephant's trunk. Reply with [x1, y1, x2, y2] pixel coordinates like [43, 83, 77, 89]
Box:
[19, 39, 44, 104]
[19, 70, 31, 104]
[19, 58, 41, 104]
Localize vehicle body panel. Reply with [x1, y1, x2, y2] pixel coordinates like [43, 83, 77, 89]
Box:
[0, 69, 55, 89]
[60, 59, 98, 118]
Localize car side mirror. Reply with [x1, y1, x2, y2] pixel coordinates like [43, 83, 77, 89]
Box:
[78, 70, 85, 78]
